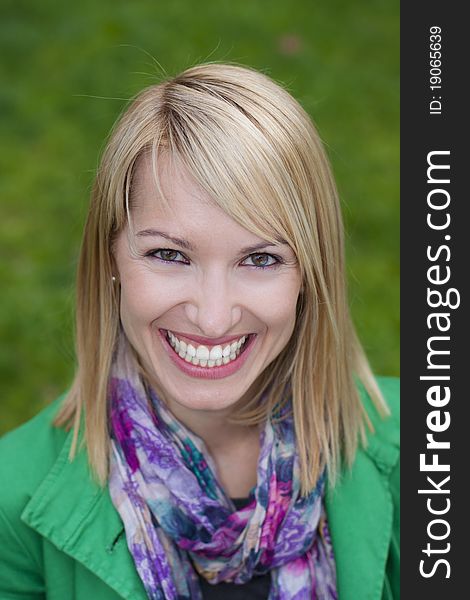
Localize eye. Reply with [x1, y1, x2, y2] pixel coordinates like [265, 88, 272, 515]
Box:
[147, 249, 189, 264]
[241, 253, 279, 269]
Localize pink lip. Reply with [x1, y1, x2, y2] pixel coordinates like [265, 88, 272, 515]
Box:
[161, 329, 249, 346]
[158, 329, 257, 380]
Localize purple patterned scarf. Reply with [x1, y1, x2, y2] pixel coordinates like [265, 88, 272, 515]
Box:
[108, 338, 337, 599]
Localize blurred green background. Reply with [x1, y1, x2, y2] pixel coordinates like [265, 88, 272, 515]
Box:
[0, 0, 399, 434]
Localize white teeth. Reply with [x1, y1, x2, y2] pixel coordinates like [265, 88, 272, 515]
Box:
[167, 331, 250, 368]
[196, 345, 210, 360]
[209, 345, 222, 360]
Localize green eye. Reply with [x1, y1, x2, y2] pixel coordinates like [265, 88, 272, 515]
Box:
[243, 253, 278, 268]
[159, 250, 179, 261]
[149, 249, 189, 264]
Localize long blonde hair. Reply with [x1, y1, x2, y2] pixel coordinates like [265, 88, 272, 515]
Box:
[55, 63, 388, 494]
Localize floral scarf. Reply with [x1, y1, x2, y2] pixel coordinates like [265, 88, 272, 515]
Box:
[108, 339, 337, 599]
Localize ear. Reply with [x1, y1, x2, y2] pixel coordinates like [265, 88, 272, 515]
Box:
[108, 241, 122, 294]
[109, 236, 120, 279]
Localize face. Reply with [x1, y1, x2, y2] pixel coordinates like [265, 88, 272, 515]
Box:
[114, 154, 302, 418]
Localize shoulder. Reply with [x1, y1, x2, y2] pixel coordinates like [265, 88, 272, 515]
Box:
[360, 376, 400, 471]
[333, 375, 400, 497]
[326, 377, 400, 599]
[362, 375, 399, 428]
[0, 398, 71, 591]
[374, 375, 399, 422]
[0, 397, 69, 522]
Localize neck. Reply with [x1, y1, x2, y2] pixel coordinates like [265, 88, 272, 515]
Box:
[162, 396, 258, 453]
[154, 391, 261, 498]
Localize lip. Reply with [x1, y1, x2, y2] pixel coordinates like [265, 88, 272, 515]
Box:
[161, 329, 250, 346]
[158, 329, 257, 379]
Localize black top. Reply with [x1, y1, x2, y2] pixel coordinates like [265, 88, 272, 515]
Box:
[198, 498, 271, 600]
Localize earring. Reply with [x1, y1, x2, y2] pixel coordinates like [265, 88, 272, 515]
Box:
[112, 276, 117, 283]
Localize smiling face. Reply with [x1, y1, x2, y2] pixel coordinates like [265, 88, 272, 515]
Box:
[113, 154, 302, 418]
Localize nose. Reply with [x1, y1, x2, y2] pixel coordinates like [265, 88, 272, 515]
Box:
[184, 270, 242, 337]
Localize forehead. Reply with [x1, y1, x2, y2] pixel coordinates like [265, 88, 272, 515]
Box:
[132, 153, 212, 217]
[130, 153, 273, 245]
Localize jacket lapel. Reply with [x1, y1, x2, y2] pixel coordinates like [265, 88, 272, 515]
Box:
[21, 395, 398, 600]
[326, 423, 399, 600]
[21, 432, 147, 600]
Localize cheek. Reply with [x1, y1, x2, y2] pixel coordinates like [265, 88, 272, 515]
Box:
[252, 274, 301, 335]
[268, 296, 299, 335]
[118, 271, 167, 329]
[118, 267, 192, 335]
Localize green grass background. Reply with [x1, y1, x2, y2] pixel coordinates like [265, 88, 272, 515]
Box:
[0, 0, 399, 434]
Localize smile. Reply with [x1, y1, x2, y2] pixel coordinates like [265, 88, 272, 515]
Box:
[167, 331, 249, 366]
[160, 329, 256, 379]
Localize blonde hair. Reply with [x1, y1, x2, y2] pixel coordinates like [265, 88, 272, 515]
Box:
[55, 63, 388, 494]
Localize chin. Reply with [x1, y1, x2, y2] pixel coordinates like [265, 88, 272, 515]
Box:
[156, 378, 249, 413]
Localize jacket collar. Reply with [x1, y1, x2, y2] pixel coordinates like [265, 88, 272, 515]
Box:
[21, 432, 147, 599]
[326, 409, 399, 600]
[22, 413, 398, 600]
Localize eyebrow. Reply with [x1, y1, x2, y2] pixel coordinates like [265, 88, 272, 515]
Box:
[136, 229, 195, 251]
[135, 228, 289, 254]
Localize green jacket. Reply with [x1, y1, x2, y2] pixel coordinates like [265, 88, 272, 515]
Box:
[0, 377, 399, 599]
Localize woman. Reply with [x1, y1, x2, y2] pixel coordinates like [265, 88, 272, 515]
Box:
[0, 64, 399, 599]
